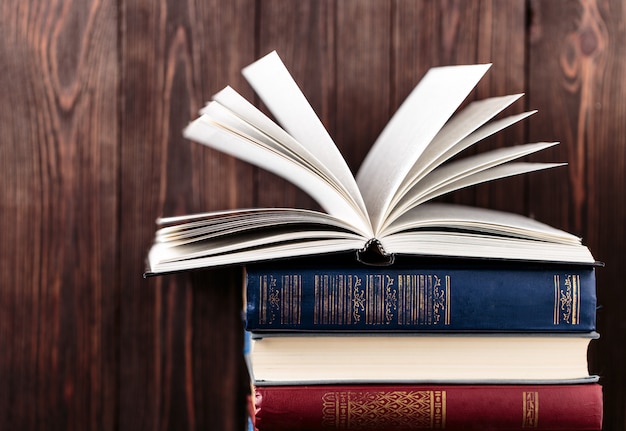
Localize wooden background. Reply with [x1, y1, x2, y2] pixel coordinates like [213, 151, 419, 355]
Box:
[1, 0, 624, 429]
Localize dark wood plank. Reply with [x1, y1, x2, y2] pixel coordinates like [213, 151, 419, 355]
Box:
[0, 1, 119, 430]
[392, 0, 481, 80]
[119, 1, 254, 430]
[392, 0, 528, 214]
[472, 0, 528, 214]
[255, 0, 392, 221]
[528, 1, 624, 429]
[527, 0, 593, 234]
[255, 0, 335, 210]
[334, 0, 392, 172]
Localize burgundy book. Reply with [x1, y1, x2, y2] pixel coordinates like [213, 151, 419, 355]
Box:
[251, 384, 602, 430]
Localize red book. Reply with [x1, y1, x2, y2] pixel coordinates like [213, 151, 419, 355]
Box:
[252, 384, 602, 430]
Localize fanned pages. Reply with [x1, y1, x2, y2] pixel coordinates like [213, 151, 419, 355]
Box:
[145, 51, 595, 275]
[356, 63, 491, 232]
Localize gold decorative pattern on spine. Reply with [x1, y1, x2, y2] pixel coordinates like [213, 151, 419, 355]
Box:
[522, 391, 539, 428]
[397, 275, 448, 326]
[262, 273, 452, 327]
[314, 274, 362, 325]
[321, 390, 446, 429]
[553, 274, 581, 325]
[258, 275, 301, 325]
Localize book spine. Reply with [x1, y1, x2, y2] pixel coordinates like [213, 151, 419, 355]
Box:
[245, 265, 596, 332]
[252, 384, 603, 431]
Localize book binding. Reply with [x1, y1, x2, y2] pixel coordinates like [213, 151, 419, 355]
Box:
[245, 262, 597, 332]
[355, 238, 395, 266]
[252, 384, 603, 431]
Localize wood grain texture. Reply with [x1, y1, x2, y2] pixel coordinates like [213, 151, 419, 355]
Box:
[0, 1, 119, 430]
[2, 1, 626, 430]
[0, 2, 119, 430]
[334, 0, 392, 172]
[118, 1, 253, 430]
[392, 0, 529, 214]
[528, 1, 625, 429]
[255, 0, 334, 211]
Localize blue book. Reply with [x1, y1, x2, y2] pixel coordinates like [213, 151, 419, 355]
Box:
[245, 261, 597, 332]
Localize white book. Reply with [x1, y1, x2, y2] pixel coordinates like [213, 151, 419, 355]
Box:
[245, 332, 599, 385]
[146, 51, 595, 275]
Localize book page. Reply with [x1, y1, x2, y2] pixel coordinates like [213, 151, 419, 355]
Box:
[148, 234, 366, 273]
[383, 142, 560, 225]
[376, 203, 594, 264]
[183, 116, 372, 235]
[391, 95, 528, 210]
[152, 229, 365, 263]
[380, 232, 594, 264]
[400, 162, 563, 215]
[242, 51, 370, 226]
[356, 64, 492, 233]
[381, 203, 583, 244]
[413, 111, 538, 185]
[211, 87, 357, 207]
[389, 112, 539, 222]
[148, 208, 371, 272]
[155, 208, 366, 245]
[404, 142, 558, 197]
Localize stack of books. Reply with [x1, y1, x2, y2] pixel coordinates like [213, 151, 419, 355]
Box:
[243, 260, 602, 430]
[145, 52, 603, 430]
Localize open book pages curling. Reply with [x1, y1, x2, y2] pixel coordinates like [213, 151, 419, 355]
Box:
[146, 51, 595, 275]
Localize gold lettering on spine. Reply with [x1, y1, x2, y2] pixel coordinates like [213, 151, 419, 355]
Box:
[434, 390, 446, 428]
[320, 275, 326, 324]
[258, 275, 301, 326]
[314, 274, 362, 325]
[445, 276, 451, 325]
[385, 275, 397, 323]
[397, 274, 448, 326]
[572, 275, 580, 325]
[322, 390, 446, 429]
[278, 275, 301, 325]
[352, 276, 364, 323]
[258, 276, 266, 325]
[362, 275, 396, 325]
[338, 275, 344, 324]
[281, 275, 288, 325]
[329, 275, 336, 324]
[522, 391, 539, 427]
[419, 275, 425, 325]
[312, 273, 450, 327]
[554, 275, 559, 324]
[554, 274, 581, 325]
[366, 275, 372, 324]
[314, 275, 319, 324]
[258, 275, 279, 325]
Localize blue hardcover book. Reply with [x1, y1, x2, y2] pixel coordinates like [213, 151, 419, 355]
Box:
[245, 261, 597, 332]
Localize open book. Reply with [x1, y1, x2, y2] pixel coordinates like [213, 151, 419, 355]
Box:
[145, 51, 595, 275]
